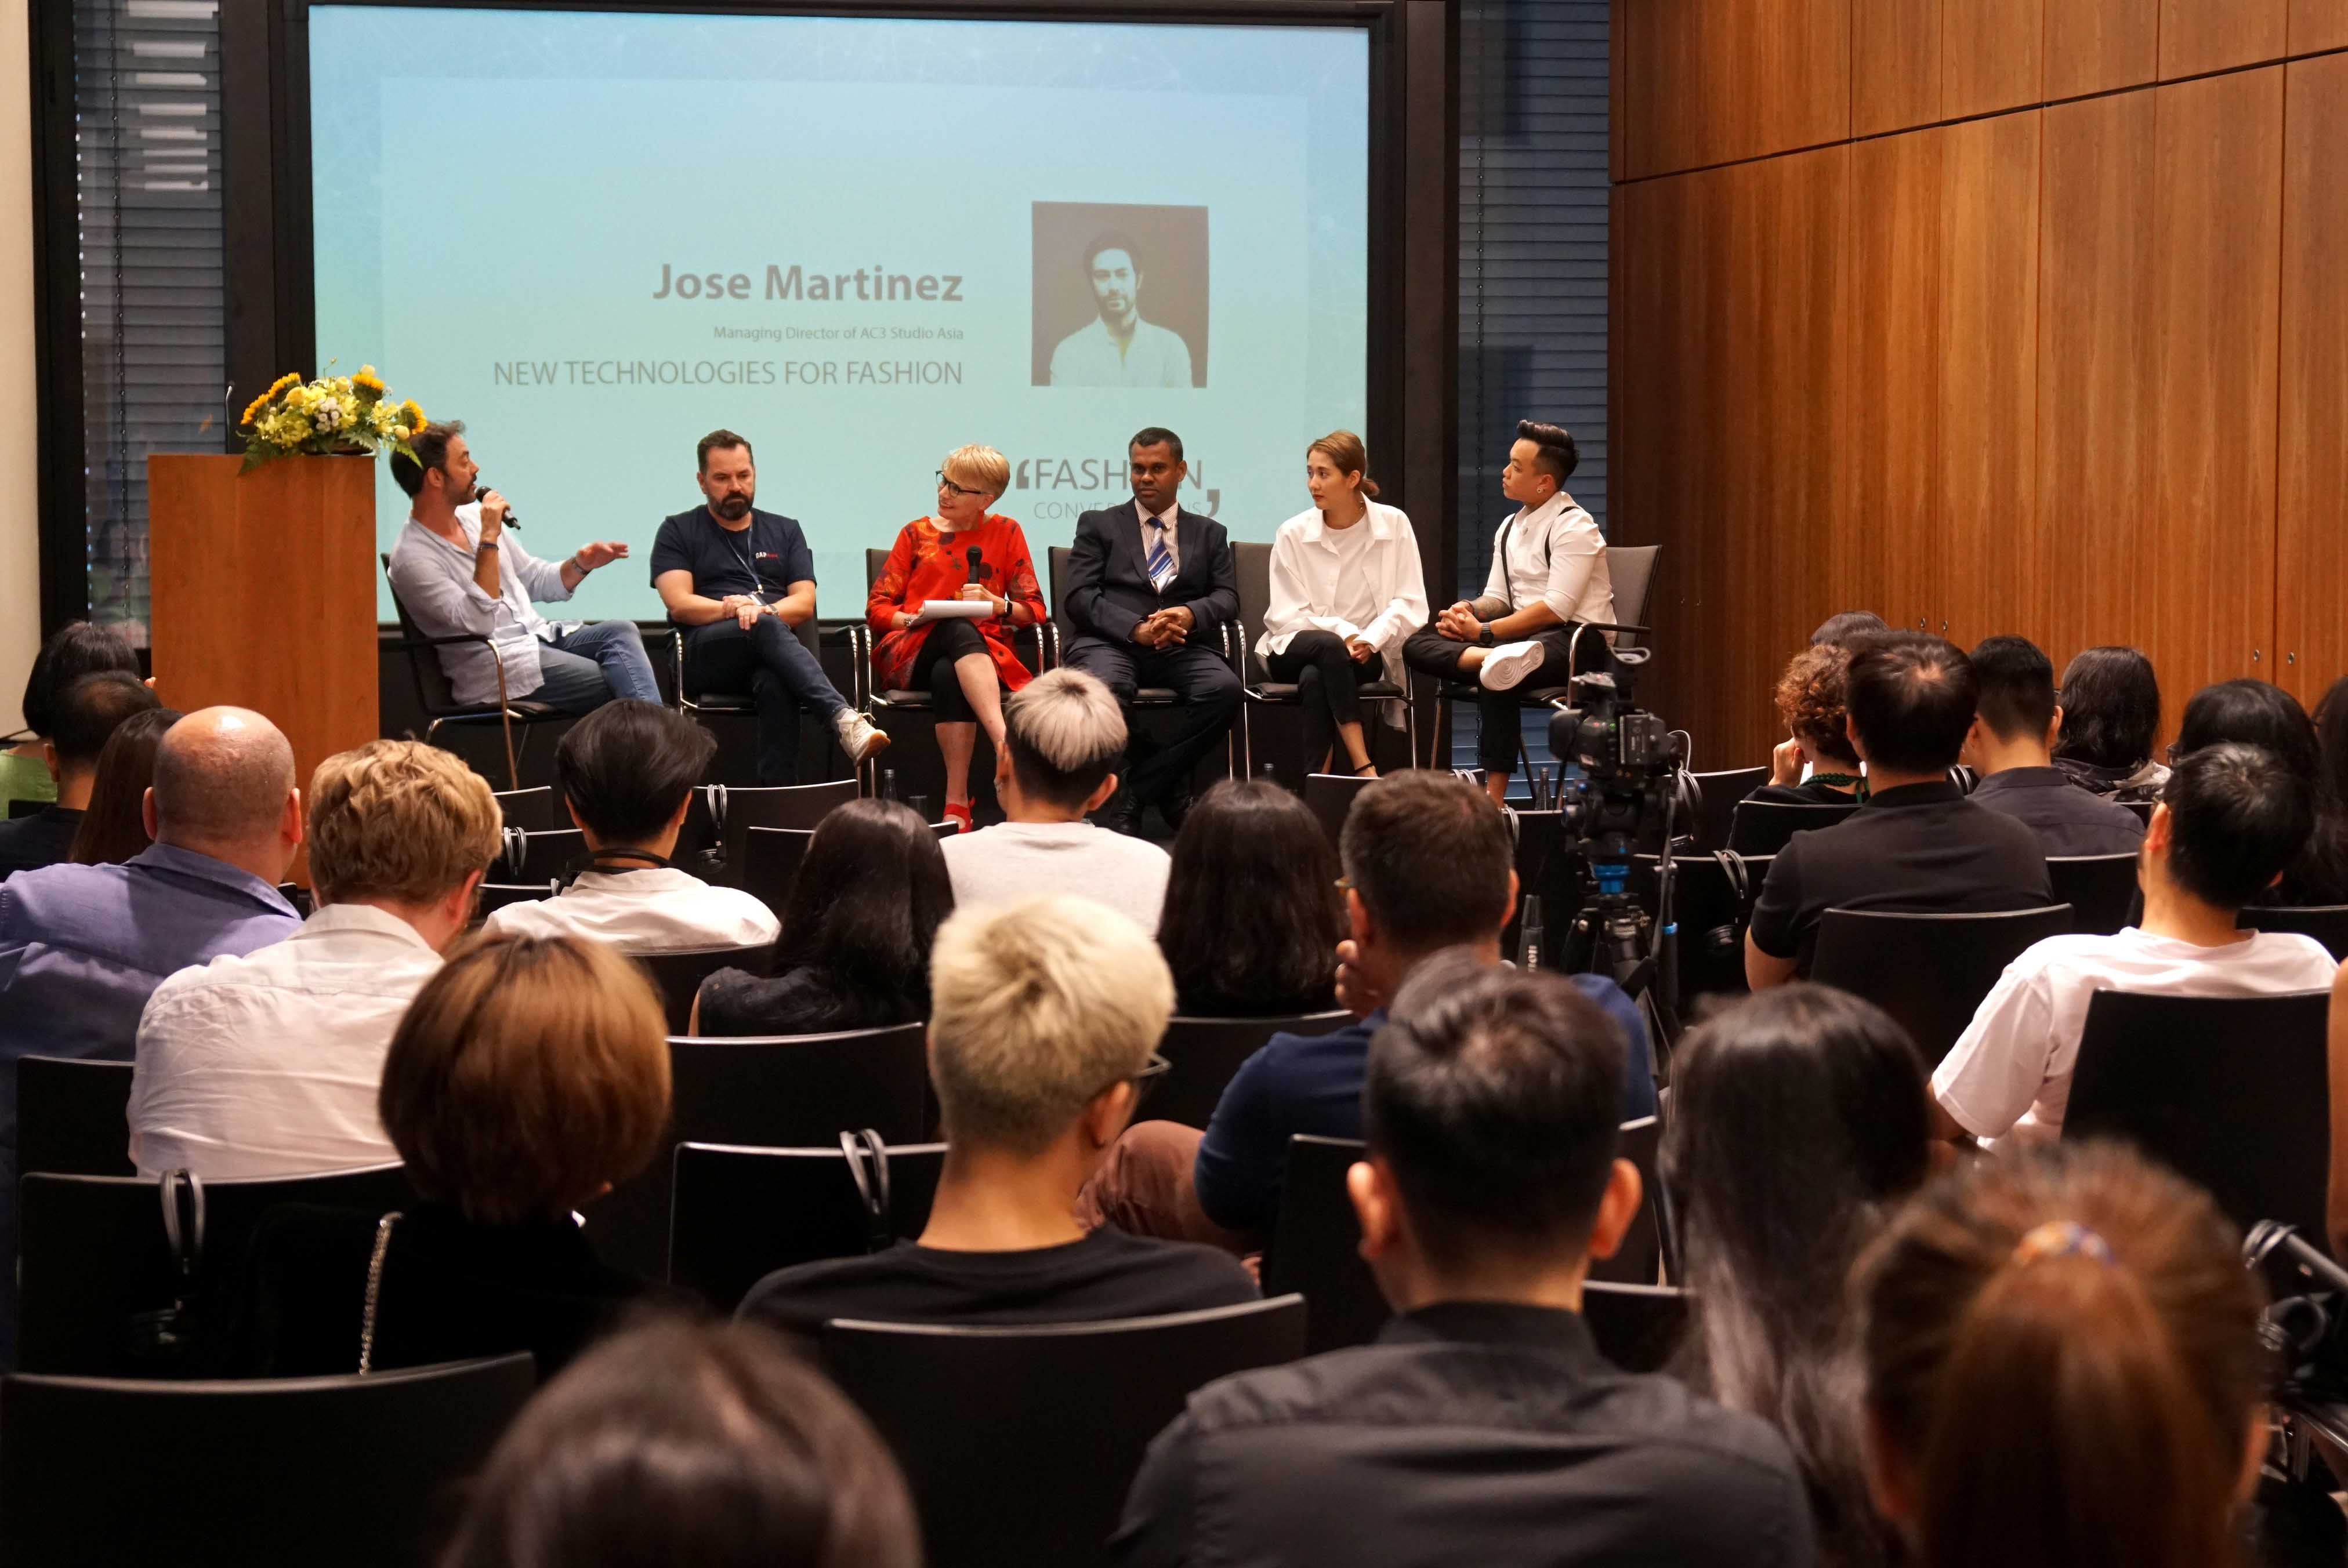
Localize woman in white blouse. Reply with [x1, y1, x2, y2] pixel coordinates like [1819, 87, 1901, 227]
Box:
[1255, 433, 1430, 777]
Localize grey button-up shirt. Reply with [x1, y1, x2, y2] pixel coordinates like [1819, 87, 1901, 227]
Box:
[386, 503, 576, 706]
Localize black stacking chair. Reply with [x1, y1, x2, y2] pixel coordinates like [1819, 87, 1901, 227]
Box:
[17, 1057, 135, 1178]
[2122, 798, 2155, 826]
[383, 556, 565, 791]
[490, 785, 567, 831]
[485, 826, 586, 883]
[472, 880, 561, 924]
[634, 943, 776, 1036]
[669, 1140, 948, 1309]
[0, 1351, 536, 1568]
[702, 779, 858, 886]
[1259, 1134, 1387, 1355]
[1592, 1115, 1672, 1286]
[2066, 989, 2332, 1248]
[1725, 798, 1860, 856]
[17, 1163, 416, 1377]
[822, 1297, 1306, 1568]
[1685, 765, 1769, 849]
[1580, 1282, 1693, 1374]
[1810, 905, 2077, 1068]
[2047, 853, 2142, 938]
[1632, 851, 1774, 1013]
[271, 881, 316, 918]
[581, 1022, 932, 1280]
[2241, 905, 2348, 962]
[741, 825, 813, 922]
[1230, 540, 1414, 779]
[668, 611, 855, 758]
[1153, 1011, 1352, 1130]
[1047, 546, 1240, 779]
[1300, 771, 1377, 850]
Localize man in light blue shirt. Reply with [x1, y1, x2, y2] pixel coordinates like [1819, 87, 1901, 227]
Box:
[0, 706, 304, 1362]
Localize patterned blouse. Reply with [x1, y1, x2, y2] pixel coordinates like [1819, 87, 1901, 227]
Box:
[866, 514, 1049, 694]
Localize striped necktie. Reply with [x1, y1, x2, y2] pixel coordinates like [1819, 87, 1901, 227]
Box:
[1146, 519, 1176, 594]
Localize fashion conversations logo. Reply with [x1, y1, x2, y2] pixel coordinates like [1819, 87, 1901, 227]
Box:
[1013, 455, 1219, 517]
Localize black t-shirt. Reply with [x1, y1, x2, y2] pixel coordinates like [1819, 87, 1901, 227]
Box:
[648, 506, 816, 608]
[1747, 780, 2052, 972]
[0, 805, 84, 877]
[736, 1228, 1259, 1340]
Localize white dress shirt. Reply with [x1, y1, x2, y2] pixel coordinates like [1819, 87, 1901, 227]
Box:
[1048, 316, 1195, 388]
[1135, 498, 1182, 576]
[1257, 502, 1430, 703]
[385, 502, 577, 706]
[129, 902, 441, 1179]
[482, 866, 780, 954]
[1480, 491, 1615, 631]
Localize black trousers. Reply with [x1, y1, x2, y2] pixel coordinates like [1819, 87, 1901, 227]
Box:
[1063, 634, 1242, 803]
[1401, 622, 1610, 774]
[909, 618, 994, 723]
[1265, 629, 1382, 770]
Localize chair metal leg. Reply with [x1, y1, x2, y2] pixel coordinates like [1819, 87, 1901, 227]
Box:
[491, 662, 522, 792]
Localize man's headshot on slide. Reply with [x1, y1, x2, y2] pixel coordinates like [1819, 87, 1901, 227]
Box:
[1032, 205, 1208, 389]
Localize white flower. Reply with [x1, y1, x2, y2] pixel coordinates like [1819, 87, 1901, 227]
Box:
[312, 398, 346, 431]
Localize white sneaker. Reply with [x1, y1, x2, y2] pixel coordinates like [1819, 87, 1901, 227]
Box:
[1479, 640, 1546, 692]
[833, 709, 892, 765]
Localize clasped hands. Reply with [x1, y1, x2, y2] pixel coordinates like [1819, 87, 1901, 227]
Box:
[1434, 601, 1484, 642]
[1133, 605, 1195, 649]
[720, 593, 782, 631]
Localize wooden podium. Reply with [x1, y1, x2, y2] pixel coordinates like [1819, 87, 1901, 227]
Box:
[147, 454, 382, 873]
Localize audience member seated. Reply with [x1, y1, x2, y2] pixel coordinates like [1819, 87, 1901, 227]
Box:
[1111, 956, 1816, 1568]
[1156, 779, 1341, 1017]
[2328, 956, 2348, 1261]
[1960, 636, 2144, 856]
[2302, 673, 2348, 904]
[2, 619, 142, 812]
[693, 799, 952, 1036]
[129, 741, 501, 1178]
[1810, 610, 1888, 649]
[1857, 1144, 2264, 1568]
[1750, 644, 1865, 804]
[440, 1316, 920, 1568]
[2171, 678, 2347, 905]
[0, 670, 158, 876]
[1746, 634, 2049, 987]
[2052, 645, 2168, 803]
[940, 667, 1171, 930]
[485, 699, 778, 953]
[1932, 742, 2336, 1144]
[66, 705, 179, 864]
[1664, 986, 1930, 1568]
[1081, 771, 1654, 1252]
[737, 896, 1257, 1337]
[239, 934, 671, 1378]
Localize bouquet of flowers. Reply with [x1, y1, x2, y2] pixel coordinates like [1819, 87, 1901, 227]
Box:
[237, 365, 426, 472]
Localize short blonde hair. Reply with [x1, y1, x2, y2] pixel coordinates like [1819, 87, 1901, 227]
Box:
[941, 444, 1010, 499]
[379, 934, 672, 1224]
[307, 740, 502, 905]
[927, 896, 1172, 1155]
[1003, 667, 1126, 809]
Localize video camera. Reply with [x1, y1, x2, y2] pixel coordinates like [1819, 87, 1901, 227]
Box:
[1546, 650, 1686, 896]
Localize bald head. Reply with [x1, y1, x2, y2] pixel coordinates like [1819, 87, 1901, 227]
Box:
[150, 707, 299, 853]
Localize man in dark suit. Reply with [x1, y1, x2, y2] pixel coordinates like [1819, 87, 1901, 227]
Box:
[1063, 427, 1242, 834]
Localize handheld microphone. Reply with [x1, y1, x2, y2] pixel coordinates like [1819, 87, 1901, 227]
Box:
[965, 545, 984, 584]
[474, 479, 520, 529]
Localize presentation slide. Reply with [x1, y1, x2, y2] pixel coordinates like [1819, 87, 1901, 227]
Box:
[309, 6, 1371, 622]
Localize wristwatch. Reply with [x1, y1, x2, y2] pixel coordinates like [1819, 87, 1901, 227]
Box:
[1477, 622, 1496, 648]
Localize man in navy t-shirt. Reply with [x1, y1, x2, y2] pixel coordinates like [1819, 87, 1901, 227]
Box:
[649, 429, 888, 785]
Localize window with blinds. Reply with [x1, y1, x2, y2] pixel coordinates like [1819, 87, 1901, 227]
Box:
[70, 0, 226, 644]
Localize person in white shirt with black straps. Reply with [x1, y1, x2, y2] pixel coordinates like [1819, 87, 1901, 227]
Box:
[129, 739, 501, 1178]
[1933, 742, 2338, 1145]
[485, 700, 779, 954]
[1403, 420, 1614, 804]
[1256, 431, 1429, 778]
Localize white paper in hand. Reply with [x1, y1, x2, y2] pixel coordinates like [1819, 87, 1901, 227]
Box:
[913, 599, 994, 625]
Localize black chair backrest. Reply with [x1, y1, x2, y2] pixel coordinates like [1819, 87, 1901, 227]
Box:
[1302, 771, 1376, 850]
[582, 1022, 933, 1280]
[17, 1163, 416, 1376]
[709, 779, 858, 875]
[1632, 852, 1774, 1010]
[670, 1139, 947, 1311]
[1580, 1281, 1693, 1374]
[1606, 543, 1660, 652]
[2122, 798, 2155, 826]
[1154, 1012, 1351, 1130]
[1233, 539, 1273, 681]
[1048, 544, 1079, 641]
[1592, 1115, 1665, 1286]
[1260, 1134, 1386, 1354]
[821, 1297, 1307, 1568]
[1686, 766, 1769, 849]
[488, 827, 586, 883]
[635, 944, 776, 1036]
[382, 557, 467, 716]
[1810, 905, 2077, 1068]
[1725, 798, 1861, 856]
[0, 1351, 536, 1568]
[2241, 905, 2348, 962]
[273, 881, 316, 918]
[17, 1057, 135, 1178]
[2066, 988, 2332, 1247]
[491, 785, 565, 832]
[472, 881, 561, 923]
[2047, 853, 2142, 938]
[741, 825, 813, 923]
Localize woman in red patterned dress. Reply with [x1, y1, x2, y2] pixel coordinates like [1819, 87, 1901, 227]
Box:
[867, 445, 1049, 831]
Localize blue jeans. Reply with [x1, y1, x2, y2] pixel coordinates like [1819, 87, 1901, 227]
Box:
[683, 615, 850, 785]
[534, 620, 663, 713]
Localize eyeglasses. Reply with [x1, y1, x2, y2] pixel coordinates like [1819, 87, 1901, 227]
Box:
[1118, 1052, 1172, 1109]
[936, 471, 982, 500]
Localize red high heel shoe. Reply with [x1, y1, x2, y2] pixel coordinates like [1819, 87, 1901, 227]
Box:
[943, 800, 974, 834]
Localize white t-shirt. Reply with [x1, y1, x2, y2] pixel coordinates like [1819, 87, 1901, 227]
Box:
[1933, 927, 2340, 1142]
[940, 821, 1171, 934]
[482, 866, 780, 954]
[129, 902, 439, 1179]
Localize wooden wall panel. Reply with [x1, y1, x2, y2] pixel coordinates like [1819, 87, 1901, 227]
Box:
[1943, 0, 2042, 118]
[2161, 0, 2288, 78]
[2043, 0, 2158, 100]
[2294, 0, 2348, 60]
[2035, 92, 2158, 673]
[2143, 68, 2284, 702]
[1622, 0, 1849, 179]
[2277, 55, 2348, 706]
[1852, 0, 1939, 136]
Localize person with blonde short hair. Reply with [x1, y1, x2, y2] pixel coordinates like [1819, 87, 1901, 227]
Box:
[243, 933, 673, 1377]
[938, 667, 1172, 930]
[738, 896, 1254, 1336]
[130, 739, 501, 1179]
[865, 444, 1050, 830]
